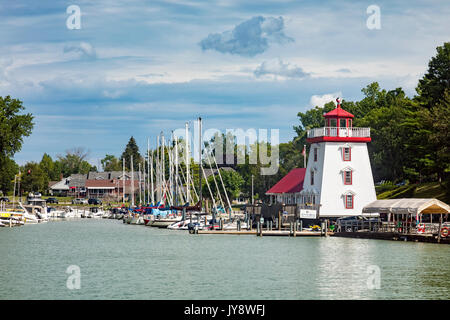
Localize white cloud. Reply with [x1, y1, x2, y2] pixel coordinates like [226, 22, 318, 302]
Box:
[310, 92, 342, 108]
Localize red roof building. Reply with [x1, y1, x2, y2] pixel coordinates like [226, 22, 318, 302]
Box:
[266, 168, 306, 204]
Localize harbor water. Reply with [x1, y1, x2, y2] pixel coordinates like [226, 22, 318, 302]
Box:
[0, 219, 449, 300]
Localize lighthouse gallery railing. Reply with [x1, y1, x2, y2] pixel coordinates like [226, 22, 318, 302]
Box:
[307, 127, 370, 138]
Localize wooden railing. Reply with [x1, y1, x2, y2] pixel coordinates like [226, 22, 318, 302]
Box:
[307, 127, 370, 138]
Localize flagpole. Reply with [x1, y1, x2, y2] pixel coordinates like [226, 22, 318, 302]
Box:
[303, 144, 306, 168]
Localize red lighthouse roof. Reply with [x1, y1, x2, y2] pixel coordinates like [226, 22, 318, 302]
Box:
[324, 98, 354, 118]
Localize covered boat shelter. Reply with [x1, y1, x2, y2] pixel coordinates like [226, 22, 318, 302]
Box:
[363, 198, 450, 238]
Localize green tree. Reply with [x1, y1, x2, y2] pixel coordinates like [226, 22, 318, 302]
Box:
[101, 154, 122, 171]
[419, 89, 450, 184]
[40, 153, 62, 181]
[202, 169, 244, 201]
[0, 157, 19, 194]
[0, 96, 34, 159]
[21, 162, 48, 193]
[0, 96, 34, 193]
[416, 42, 450, 108]
[58, 148, 95, 176]
[120, 136, 142, 171]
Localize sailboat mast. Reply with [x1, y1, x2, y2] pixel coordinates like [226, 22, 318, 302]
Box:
[156, 135, 160, 203]
[185, 122, 190, 204]
[150, 154, 154, 205]
[147, 138, 150, 205]
[175, 134, 179, 206]
[131, 155, 135, 207]
[198, 117, 202, 211]
[138, 162, 142, 206]
[122, 158, 125, 204]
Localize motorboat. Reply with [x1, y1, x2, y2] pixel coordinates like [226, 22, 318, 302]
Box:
[87, 207, 104, 218]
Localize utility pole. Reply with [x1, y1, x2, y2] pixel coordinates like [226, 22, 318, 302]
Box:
[251, 174, 254, 205]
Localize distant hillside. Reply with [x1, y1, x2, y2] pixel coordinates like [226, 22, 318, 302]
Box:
[376, 182, 449, 204]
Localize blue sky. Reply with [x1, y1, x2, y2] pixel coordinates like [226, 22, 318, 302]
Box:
[1, 0, 449, 167]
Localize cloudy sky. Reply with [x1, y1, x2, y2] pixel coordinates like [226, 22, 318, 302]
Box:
[1, 0, 449, 167]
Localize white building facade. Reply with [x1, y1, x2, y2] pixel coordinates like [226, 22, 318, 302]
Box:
[300, 99, 377, 218]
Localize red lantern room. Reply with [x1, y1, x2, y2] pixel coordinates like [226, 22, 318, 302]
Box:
[307, 98, 371, 143]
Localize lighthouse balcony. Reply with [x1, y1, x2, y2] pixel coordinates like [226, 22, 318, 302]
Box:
[307, 127, 371, 143]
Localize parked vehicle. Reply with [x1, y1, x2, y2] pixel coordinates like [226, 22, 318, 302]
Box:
[88, 198, 102, 205]
[72, 198, 88, 205]
[336, 216, 379, 232]
[46, 197, 59, 204]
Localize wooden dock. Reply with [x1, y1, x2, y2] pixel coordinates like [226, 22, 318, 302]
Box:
[333, 231, 450, 244]
[196, 229, 328, 237]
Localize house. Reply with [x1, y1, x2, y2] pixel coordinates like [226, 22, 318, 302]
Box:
[49, 171, 140, 199]
[266, 168, 306, 205]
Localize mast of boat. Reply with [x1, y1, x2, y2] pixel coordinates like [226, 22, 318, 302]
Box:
[198, 117, 203, 212]
[147, 138, 150, 205]
[175, 133, 179, 206]
[169, 131, 174, 206]
[142, 159, 146, 205]
[210, 145, 232, 212]
[150, 153, 154, 205]
[185, 122, 190, 204]
[156, 134, 160, 203]
[18, 169, 21, 203]
[13, 174, 16, 206]
[138, 162, 142, 206]
[161, 132, 166, 205]
[122, 158, 125, 204]
[131, 155, 135, 207]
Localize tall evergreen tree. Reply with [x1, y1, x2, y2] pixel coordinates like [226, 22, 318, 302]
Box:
[120, 136, 142, 171]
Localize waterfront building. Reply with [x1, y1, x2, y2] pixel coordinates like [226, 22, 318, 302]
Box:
[265, 168, 306, 204]
[300, 98, 377, 218]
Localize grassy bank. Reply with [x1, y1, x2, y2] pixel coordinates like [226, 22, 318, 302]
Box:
[376, 182, 449, 203]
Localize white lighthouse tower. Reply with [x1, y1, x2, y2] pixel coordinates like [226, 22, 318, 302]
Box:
[300, 98, 376, 218]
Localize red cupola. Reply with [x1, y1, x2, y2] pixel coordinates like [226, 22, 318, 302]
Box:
[307, 98, 371, 143]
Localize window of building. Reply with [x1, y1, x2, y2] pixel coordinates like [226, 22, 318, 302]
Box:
[314, 148, 318, 161]
[345, 194, 354, 209]
[343, 147, 351, 161]
[330, 119, 337, 127]
[340, 118, 346, 127]
[310, 171, 314, 185]
[344, 170, 352, 185]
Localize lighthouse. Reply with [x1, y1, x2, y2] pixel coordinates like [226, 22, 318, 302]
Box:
[300, 98, 376, 218]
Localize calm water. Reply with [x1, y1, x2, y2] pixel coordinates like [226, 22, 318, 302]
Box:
[0, 219, 449, 300]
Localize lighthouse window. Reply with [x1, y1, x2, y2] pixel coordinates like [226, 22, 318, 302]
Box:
[344, 170, 352, 185]
[345, 194, 354, 209]
[343, 147, 351, 161]
[310, 171, 314, 185]
[340, 119, 346, 128]
[314, 148, 318, 161]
